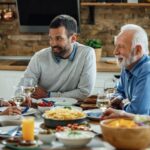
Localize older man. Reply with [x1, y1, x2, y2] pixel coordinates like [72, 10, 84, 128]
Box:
[110, 24, 150, 115]
[18, 14, 96, 100]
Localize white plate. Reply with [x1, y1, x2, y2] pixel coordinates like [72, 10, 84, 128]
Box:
[52, 106, 82, 111]
[22, 107, 37, 116]
[0, 126, 19, 138]
[84, 109, 103, 121]
[42, 97, 78, 106]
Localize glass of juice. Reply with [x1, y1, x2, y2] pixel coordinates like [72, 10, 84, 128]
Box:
[22, 117, 34, 141]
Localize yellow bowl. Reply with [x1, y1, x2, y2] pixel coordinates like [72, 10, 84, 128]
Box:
[100, 118, 150, 150]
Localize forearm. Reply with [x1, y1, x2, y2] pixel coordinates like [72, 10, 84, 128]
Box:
[50, 88, 90, 100]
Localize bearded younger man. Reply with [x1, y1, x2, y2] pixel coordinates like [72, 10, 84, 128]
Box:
[18, 14, 96, 100]
[110, 24, 150, 115]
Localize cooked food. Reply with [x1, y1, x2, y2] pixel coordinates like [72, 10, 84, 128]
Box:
[43, 108, 86, 120]
[105, 118, 139, 128]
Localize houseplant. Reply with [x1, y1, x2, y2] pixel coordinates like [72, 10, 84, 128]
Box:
[85, 39, 102, 62]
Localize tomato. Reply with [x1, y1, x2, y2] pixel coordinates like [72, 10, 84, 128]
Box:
[38, 101, 53, 107]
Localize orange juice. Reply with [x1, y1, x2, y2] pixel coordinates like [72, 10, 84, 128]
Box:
[22, 117, 34, 141]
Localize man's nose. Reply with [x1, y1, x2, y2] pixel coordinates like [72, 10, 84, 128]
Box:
[113, 47, 119, 56]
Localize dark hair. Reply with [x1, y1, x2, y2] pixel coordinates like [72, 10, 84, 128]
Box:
[49, 14, 77, 36]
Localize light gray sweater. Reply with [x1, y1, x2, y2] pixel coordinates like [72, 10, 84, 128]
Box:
[19, 42, 96, 99]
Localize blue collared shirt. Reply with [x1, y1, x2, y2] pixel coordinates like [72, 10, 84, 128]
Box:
[116, 55, 150, 115]
[52, 43, 77, 63]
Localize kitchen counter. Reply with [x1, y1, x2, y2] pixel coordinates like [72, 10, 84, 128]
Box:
[0, 60, 28, 71]
[0, 59, 120, 72]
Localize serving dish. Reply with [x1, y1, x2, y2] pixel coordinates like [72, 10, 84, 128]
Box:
[55, 130, 95, 147]
[42, 108, 87, 128]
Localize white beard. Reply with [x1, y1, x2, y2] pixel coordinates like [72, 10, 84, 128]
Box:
[116, 53, 137, 69]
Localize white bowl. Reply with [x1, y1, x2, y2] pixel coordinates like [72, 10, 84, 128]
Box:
[38, 132, 55, 144]
[38, 106, 53, 113]
[55, 130, 95, 147]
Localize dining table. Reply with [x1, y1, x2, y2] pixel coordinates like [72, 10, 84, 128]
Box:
[0, 97, 150, 150]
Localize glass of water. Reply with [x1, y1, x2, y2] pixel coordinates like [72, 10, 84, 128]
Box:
[96, 91, 110, 112]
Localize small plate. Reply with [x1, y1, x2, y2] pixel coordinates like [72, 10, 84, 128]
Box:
[2, 140, 41, 150]
[42, 97, 78, 106]
[84, 109, 103, 121]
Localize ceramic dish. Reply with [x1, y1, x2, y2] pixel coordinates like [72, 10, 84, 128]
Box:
[55, 130, 95, 147]
[84, 109, 103, 121]
[2, 139, 41, 150]
[22, 108, 37, 116]
[42, 97, 78, 106]
[43, 116, 87, 128]
[0, 126, 20, 138]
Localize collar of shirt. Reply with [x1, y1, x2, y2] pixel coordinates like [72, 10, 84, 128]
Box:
[125, 55, 150, 78]
[52, 43, 77, 63]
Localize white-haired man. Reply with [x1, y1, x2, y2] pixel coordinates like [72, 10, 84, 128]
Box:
[110, 24, 150, 115]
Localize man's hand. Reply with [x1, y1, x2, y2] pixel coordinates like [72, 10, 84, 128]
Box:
[31, 86, 48, 99]
[21, 97, 32, 107]
[109, 97, 124, 109]
[0, 106, 21, 115]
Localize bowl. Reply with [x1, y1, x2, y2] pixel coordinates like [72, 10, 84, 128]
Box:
[100, 118, 150, 150]
[43, 117, 86, 128]
[55, 130, 95, 147]
[38, 106, 52, 113]
[38, 130, 55, 144]
[42, 108, 86, 128]
[37, 101, 54, 113]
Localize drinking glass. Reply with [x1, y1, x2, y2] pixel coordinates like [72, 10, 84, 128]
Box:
[22, 117, 34, 141]
[21, 77, 36, 97]
[12, 86, 25, 107]
[96, 91, 110, 112]
[104, 80, 116, 99]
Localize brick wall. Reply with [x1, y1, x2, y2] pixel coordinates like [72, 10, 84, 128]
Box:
[0, 1, 150, 56]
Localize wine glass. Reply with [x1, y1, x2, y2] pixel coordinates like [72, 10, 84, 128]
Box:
[12, 86, 25, 107]
[96, 91, 110, 112]
[104, 80, 116, 99]
[21, 77, 36, 97]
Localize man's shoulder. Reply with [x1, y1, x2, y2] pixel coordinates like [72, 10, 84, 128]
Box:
[138, 57, 150, 74]
[35, 47, 51, 57]
[76, 42, 95, 54]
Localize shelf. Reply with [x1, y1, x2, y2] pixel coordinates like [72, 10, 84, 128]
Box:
[81, 2, 150, 24]
[0, 0, 16, 5]
[81, 2, 150, 7]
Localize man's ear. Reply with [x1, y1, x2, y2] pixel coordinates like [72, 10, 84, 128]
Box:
[135, 45, 142, 57]
[71, 34, 77, 43]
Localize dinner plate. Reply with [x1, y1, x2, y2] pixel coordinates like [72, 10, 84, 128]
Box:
[52, 106, 82, 111]
[22, 107, 37, 116]
[42, 97, 78, 106]
[84, 109, 103, 121]
[0, 126, 19, 138]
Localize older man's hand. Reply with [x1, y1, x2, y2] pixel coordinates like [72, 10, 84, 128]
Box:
[109, 97, 124, 109]
[100, 108, 134, 120]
